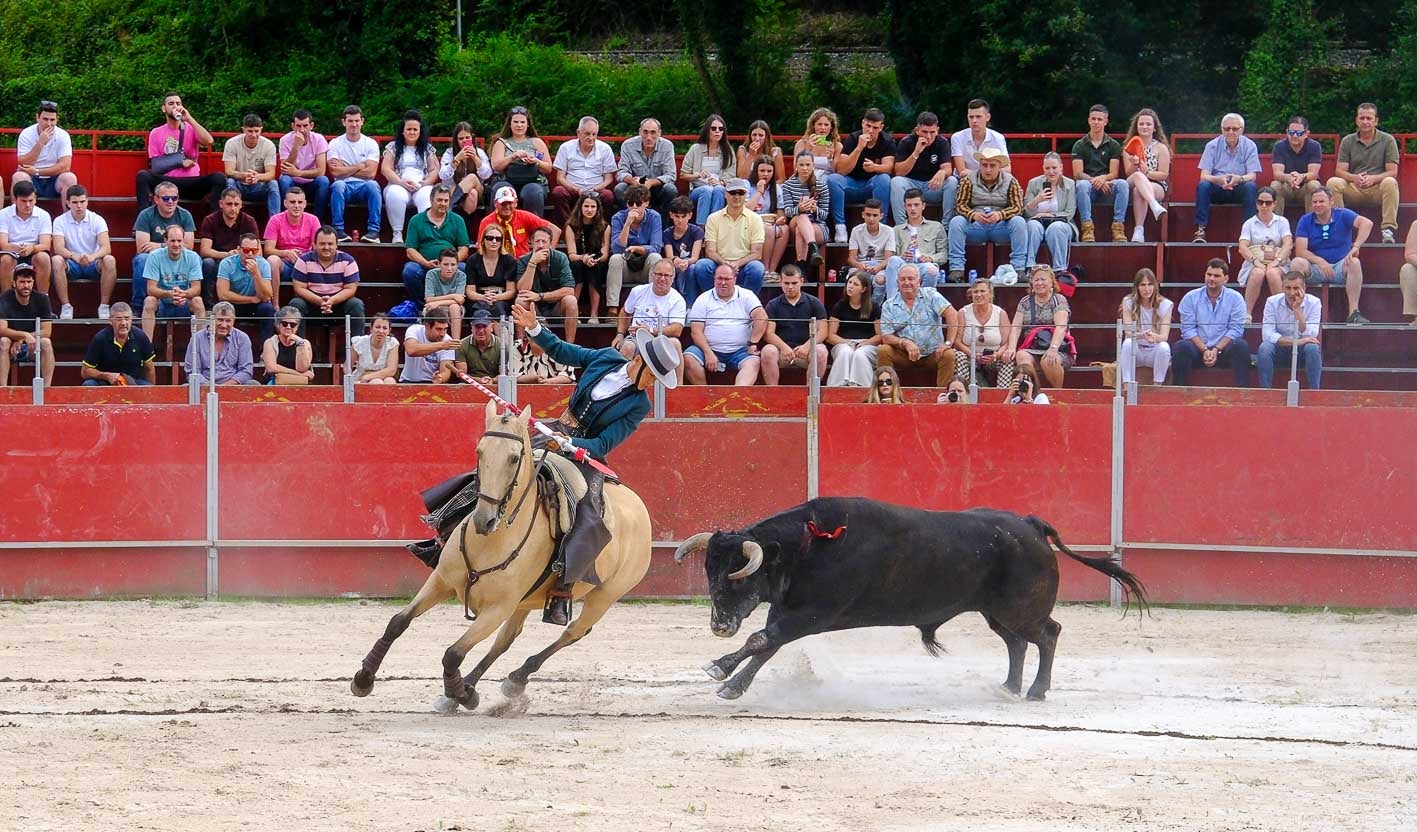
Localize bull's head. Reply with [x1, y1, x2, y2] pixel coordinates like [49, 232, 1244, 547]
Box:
[675, 531, 775, 638]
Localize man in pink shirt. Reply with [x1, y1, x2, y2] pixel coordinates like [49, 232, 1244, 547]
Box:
[263, 187, 322, 305]
[134, 92, 226, 211]
[277, 109, 331, 221]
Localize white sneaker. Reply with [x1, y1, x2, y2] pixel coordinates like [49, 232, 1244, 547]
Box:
[60, 303, 74, 320]
[1149, 200, 1167, 219]
[587, 315, 600, 325]
[98, 303, 111, 320]
[390, 232, 404, 246]
[1382, 228, 1396, 244]
[833, 224, 847, 244]
[1130, 227, 1145, 243]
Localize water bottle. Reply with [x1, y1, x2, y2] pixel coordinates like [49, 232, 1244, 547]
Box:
[967, 269, 977, 284]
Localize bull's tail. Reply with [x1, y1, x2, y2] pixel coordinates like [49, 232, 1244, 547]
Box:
[1027, 516, 1150, 616]
[918, 624, 947, 658]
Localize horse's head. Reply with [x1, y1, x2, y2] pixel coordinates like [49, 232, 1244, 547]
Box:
[471, 399, 533, 535]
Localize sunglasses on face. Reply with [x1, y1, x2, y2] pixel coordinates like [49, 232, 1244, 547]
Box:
[1257, 199, 1275, 205]
[279, 321, 299, 328]
[709, 125, 725, 132]
[483, 235, 503, 242]
[240, 248, 259, 255]
[877, 379, 894, 387]
[158, 195, 179, 203]
[1287, 130, 1306, 137]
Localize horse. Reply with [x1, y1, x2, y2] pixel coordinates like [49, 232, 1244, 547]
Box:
[350, 399, 653, 712]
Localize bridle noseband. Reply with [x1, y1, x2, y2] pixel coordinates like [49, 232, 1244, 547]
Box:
[475, 429, 534, 526]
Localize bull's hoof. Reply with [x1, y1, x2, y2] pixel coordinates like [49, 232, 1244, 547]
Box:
[1025, 689, 1047, 702]
[350, 674, 373, 697]
[702, 661, 728, 681]
[500, 677, 526, 698]
[1001, 681, 1022, 697]
[432, 695, 460, 715]
[716, 684, 744, 701]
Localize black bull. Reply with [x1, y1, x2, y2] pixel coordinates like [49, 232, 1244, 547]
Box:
[674, 498, 1147, 701]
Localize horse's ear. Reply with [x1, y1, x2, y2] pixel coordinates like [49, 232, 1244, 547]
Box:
[484, 398, 497, 423]
[517, 406, 532, 428]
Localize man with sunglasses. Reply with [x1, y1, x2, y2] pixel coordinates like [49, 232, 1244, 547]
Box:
[215, 233, 277, 342]
[1291, 186, 1372, 325]
[12, 100, 78, 202]
[131, 180, 195, 308]
[1269, 116, 1322, 215]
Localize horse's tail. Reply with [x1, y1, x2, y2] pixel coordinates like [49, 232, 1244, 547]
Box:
[1026, 515, 1150, 616]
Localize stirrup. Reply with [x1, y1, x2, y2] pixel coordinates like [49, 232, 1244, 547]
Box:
[543, 593, 572, 626]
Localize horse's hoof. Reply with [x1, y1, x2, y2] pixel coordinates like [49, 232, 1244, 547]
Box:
[432, 695, 460, 715]
[703, 661, 728, 682]
[716, 684, 744, 701]
[500, 677, 526, 698]
[350, 677, 373, 698]
[458, 689, 480, 711]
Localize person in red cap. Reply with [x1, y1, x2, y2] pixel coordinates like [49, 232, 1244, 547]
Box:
[477, 185, 558, 259]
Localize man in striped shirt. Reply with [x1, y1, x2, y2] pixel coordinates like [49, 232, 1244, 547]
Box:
[288, 226, 365, 336]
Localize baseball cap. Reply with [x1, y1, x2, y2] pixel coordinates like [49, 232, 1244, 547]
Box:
[724, 178, 750, 194]
[494, 186, 518, 204]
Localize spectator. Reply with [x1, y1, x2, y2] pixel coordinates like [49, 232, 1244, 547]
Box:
[50, 185, 117, 320]
[827, 108, 895, 244]
[440, 121, 492, 220]
[663, 196, 704, 297]
[683, 263, 768, 386]
[511, 333, 577, 385]
[1237, 187, 1293, 322]
[737, 120, 787, 182]
[351, 313, 400, 384]
[949, 98, 1009, 181]
[878, 264, 958, 387]
[937, 378, 970, 404]
[616, 118, 678, 217]
[551, 116, 617, 223]
[0, 181, 53, 307]
[423, 249, 468, 340]
[848, 197, 895, 294]
[215, 232, 276, 343]
[1023, 152, 1078, 273]
[0, 263, 55, 387]
[327, 105, 382, 243]
[1291, 186, 1372, 324]
[289, 226, 365, 337]
[615, 259, 686, 384]
[140, 223, 205, 339]
[380, 109, 439, 245]
[825, 270, 882, 387]
[780, 152, 830, 274]
[488, 106, 553, 219]
[745, 155, 787, 279]
[682, 114, 734, 224]
[262, 186, 321, 302]
[199, 187, 261, 308]
[1118, 268, 1173, 386]
[566, 193, 611, 323]
[221, 114, 281, 216]
[1327, 103, 1400, 244]
[1121, 108, 1171, 242]
[1172, 258, 1251, 387]
[880, 188, 945, 302]
[130, 180, 195, 308]
[515, 226, 579, 343]
[1270, 115, 1323, 215]
[466, 223, 518, 318]
[477, 186, 557, 259]
[277, 109, 331, 220]
[1003, 265, 1072, 388]
[1192, 113, 1261, 243]
[867, 365, 905, 403]
[687, 179, 766, 297]
[890, 111, 954, 225]
[761, 265, 829, 386]
[453, 307, 500, 384]
[947, 148, 1027, 282]
[401, 184, 470, 305]
[81, 302, 155, 386]
[1007, 366, 1050, 405]
[263, 305, 315, 384]
[793, 108, 841, 185]
[399, 306, 456, 384]
[1071, 104, 1129, 242]
[13, 100, 78, 202]
[956, 278, 1013, 389]
[607, 184, 664, 318]
[1403, 220, 1417, 325]
[134, 92, 225, 211]
[1258, 271, 1323, 390]
[184, 301, 256, 386]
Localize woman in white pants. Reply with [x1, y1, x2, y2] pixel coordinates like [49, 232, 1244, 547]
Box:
[1118, 267, 1173, 384]
[825, 271, 881, 386]
[379, 109, 438, 244]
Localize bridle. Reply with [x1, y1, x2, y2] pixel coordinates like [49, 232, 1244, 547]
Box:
[474, 430, 536, 527]
[457, 427, 552, 620]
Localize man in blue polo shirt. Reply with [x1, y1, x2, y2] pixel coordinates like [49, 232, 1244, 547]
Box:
[81, 302, 156, 385]
[1291, 187, 1374, 325]
[216, 232, 277, 342]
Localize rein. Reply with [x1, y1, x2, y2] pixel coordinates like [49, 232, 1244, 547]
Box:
[458, 429, 553, 621]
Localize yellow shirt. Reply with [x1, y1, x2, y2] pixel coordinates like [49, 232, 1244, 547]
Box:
[705, 208, 765, 262]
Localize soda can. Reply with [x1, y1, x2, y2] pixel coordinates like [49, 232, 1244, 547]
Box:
[351, 229, 361, 242]
[827, 268, 837, 282]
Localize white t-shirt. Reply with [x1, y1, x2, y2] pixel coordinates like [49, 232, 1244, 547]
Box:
[328, 134, 380, 179]
[351, 333, 398, 380]
[849, 223, 894, 264]
[553, 139, 618, 191]
[0, 206, 53, 246]
[688, 286, 762, 354]
[399, 324, 455, 383]
[17, 124, 74, 170]
[950, 128, 1009, 173]
[1237, 214, 1293, 287]
[51, 210, 110, 256]
[623, 284, 687, 331]
[1122, 295, 1175, 340]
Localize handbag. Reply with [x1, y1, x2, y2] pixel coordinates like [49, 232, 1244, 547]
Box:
[1091, 361, 1117, 388]
[150, 123, 188, 175]
[1020, 325, 1077, 360]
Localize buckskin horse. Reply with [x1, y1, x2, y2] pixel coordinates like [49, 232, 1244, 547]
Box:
[351, 399, 653, 712]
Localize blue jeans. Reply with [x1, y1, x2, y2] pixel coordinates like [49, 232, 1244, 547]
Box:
[1074, 178, 1130, 223]
[130, 254, 151, 305]
[279, 175, 331, 220]
[330, 178, 382, 234]
[826, 173, 891, 226]
[947, 215, 1028, 272]
[875, 256, 940, 304]
[687, 259, 764, 298]
[227, 178, 281, 216]
[889, 176, 958, 225]
[1194, 179, 1257, 226]
[689, 185, 726, 225]
[1025, 219, 1075, 270]
[1257, 341, 1322, 389]
[402, 261, 466, 304]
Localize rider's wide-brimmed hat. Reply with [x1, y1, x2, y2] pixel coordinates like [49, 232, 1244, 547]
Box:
[633, 328, 681, 389]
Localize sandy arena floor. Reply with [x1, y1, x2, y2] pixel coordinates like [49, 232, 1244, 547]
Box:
[1, 599, 1414, 831]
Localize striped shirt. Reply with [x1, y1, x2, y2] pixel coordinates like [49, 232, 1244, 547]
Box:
[293, 251, 360, 296]
[954, 171, 1024, 221]
[779, 175, 830, 225]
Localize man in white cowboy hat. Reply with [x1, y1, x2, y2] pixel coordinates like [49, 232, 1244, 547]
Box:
[946, 146, 1027, 283]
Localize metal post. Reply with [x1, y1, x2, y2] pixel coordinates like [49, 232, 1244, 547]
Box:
[1286, 327, 1301, 407]
[204, 385, 219, 600]
[497, 317, 516, 406]
[1108, 377, 1125, 609]
[968, 334, 979, 404]
[344, 313, 353, 381]
[188, 375, 201, 405]
[806, 318, 820, 501]
[456, 0, 463, 48]
[653, 380, 666, 419]
[1124, 318, 1138, 405]
[31, 317, 44, 405]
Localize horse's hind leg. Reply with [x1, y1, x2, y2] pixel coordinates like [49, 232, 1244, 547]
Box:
[501, 588, 617, 696]
[351, 573, 454, 697]
[461, 608, 531, 689]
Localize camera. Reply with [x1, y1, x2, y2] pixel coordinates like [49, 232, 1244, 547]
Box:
[946, 390, 961, 403]
[1010, 375, 1035, 404]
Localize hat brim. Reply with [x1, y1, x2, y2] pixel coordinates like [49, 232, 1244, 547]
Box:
[633, 328, 679, 389]
[973, 151, 1010, 164]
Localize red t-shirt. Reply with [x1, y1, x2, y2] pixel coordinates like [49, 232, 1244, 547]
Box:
[478, 209, 549, 259]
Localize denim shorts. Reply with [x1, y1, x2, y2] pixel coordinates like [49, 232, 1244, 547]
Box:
[685, 344, 753, 372]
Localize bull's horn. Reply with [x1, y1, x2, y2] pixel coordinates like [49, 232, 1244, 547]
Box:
[673, 532, 714, 564]
[727, 541, 764, 580]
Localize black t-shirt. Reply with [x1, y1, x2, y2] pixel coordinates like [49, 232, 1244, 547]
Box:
[830, 298, 881, 341]
[766, 293, 828, 347]
[200, 211, 260, 253]
[0, 289, 54, 334]
[83, 326, 157, 377]
[469, 252, 517, 292]
[895, 135, 951, 181]
[841, 130, 898, 179]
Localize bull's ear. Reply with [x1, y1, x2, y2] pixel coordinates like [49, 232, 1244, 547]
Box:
[763, 542, 781, 560]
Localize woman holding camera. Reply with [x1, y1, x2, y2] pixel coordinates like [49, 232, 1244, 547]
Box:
[955, 279, 1013, 388]
[1008, 366, 1050, 404]
[1001, 264, 1072, 388]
